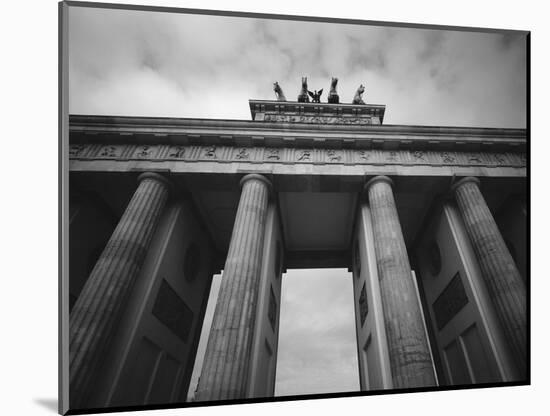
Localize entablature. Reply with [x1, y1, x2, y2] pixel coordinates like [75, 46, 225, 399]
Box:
[69, 115, 527, 153]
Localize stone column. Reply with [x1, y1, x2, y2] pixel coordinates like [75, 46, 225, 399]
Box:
[69, 172, 171, 407]
[196, 174, 271, 401]
[452, 177, 526, 377]
[365, 176, 436, 388]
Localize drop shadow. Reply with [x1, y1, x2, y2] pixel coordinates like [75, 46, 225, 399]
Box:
[34, 398, 58, 413]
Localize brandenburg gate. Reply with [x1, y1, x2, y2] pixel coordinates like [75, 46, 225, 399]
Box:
[66, 83, 527, 409]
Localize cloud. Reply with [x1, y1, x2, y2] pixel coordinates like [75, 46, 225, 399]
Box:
[68, 7, 526, 128]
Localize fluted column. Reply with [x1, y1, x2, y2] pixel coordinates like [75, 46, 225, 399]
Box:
[365, 176, 436, 388]
[196, 174, 271, 401]
[452, 177, 526, 377]
[69, 172, 171, 407]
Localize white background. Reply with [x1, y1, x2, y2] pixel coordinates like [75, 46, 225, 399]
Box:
[1, 0, 546, 415]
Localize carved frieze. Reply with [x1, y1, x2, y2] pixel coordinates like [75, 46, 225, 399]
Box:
[263, 114, 377, 125]
[69, 143, 526, 169]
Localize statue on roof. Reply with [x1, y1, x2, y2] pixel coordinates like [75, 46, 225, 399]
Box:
[308, 88, 323, 103]
[298, 77, 310, 102]
[352, 84, 366, 105]
[273, 82, 287, 101]
[328, 77, 339, 104]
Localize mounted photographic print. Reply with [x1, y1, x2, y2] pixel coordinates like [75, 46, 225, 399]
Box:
[59, 1, 529, 414]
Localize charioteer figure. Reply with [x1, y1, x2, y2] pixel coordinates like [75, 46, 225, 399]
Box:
[308, 88, 323, 103]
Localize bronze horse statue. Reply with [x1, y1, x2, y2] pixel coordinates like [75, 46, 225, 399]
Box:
[353, 84, 366, 105]
[273, 82, 287, 101]
[297, 77, 309, 102]
[328, 77, 339, 104]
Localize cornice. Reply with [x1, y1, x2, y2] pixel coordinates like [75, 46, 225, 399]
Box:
[69, 114, 527, 152]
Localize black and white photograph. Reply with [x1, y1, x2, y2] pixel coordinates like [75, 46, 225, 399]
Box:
[8, 1, 550, 415]
[57, 1, 532, 414]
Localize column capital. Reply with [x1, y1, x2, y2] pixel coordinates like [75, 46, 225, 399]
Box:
[137, 172, 173, 192]
[450, 176, 480, 193]
[240, 173, 273, 192]
[364, 175, 394, 193]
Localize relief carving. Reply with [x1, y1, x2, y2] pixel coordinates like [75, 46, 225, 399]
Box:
[136, 145, 152, 158]
[99, 146, 119, 157]
[357, 150, 372, 161]
[297, 150, 312, 161]
[387, 151, 398, 162]
[76, 143, 524, 171]
[69, 144, 86, 157]
[235, 148, 250, 160]
[264, 114, 372, 125]
[412, 150, 426, 161]
[327, 150, 342, 162]
[493, 153, 506, 164]
[266, 148, 281, 160]
[441, 152, 456, 164]
[204, 146, 217, 159]
[465, 152, 483, 163]
[168, 146, 186, 158]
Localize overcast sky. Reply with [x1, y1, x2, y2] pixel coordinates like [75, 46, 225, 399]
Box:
[69, 6, 526, 128]
[68, 5, 527, 400]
